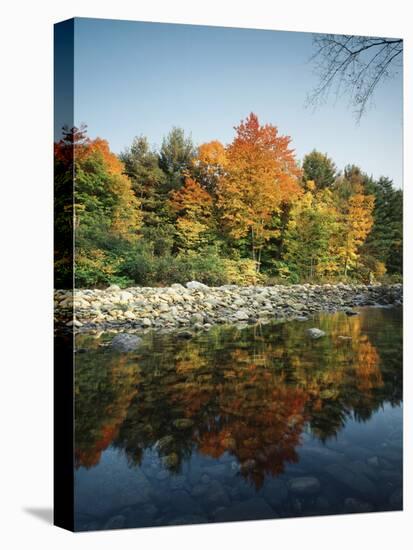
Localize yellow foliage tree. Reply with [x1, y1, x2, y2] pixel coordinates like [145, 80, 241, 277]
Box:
[169, 177, 213, 250]
[338, 186, 375, 277]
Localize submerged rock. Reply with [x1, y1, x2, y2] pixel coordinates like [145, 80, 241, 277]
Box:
[306, 328, 326, 339]
[110, 333, 142, 352]
[345, 309, 359, 316]
[289, 476, 321, 496]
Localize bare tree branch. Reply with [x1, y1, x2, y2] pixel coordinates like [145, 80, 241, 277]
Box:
[307, 34, 403, 122]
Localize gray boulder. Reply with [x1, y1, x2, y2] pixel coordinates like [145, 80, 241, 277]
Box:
[111, 333, 142, 352]
[190, 313, 204, 325]
[171, 283, 186, 290]
[186, 281, 209, 290]
[306, 328, 326, 339]
[234, 310, 250, 321]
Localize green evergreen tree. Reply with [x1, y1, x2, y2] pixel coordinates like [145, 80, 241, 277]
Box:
[120, 136, 166, 226]
[363, 177, 403, 275]
[159, 127, 196, 191]
[302, 150, 337, 189]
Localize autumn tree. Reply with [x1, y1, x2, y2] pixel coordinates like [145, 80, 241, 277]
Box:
[283, 185, 341, 280]
[169, 177, 213, 250]
[74, 136, 142, 286]
[191, 140, 227, 194]
[337, 186, 375, 277]
[217, 113, 302, 271]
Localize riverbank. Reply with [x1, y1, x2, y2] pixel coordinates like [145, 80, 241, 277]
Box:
[54, 282, 402, 333]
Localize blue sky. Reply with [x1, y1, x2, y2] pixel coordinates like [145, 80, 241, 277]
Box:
[72, 18, 403, 187]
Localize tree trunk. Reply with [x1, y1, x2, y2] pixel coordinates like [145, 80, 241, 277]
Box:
[257, 247, 262, 273]
[251, 226, 258, 271]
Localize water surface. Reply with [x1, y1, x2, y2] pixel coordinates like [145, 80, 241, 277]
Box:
[74, 306, 402, 530]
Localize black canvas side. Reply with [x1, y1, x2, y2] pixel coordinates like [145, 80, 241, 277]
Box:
[53, 18, 75, 532]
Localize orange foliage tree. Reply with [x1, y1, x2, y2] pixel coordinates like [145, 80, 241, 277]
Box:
[192, 140, 227, 194]
[217, 113, 302, 271]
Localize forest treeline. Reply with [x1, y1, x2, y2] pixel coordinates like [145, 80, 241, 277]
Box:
[54, 113, 402, 288]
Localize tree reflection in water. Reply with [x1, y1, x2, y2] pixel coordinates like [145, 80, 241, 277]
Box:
[74, 307, 402, 489]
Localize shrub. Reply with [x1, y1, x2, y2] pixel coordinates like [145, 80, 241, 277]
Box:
[75, 249, 121, 288]
[120, 245, 263, 286]
[221, 258, 263, 285]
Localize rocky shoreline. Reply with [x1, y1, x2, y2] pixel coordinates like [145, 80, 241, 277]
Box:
[55, 281, 402, 334]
